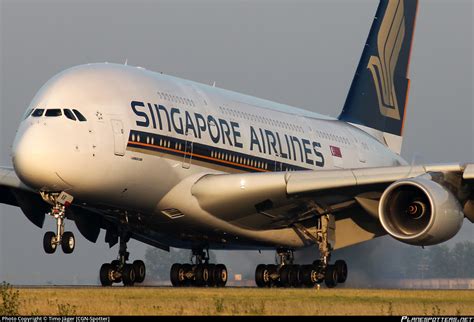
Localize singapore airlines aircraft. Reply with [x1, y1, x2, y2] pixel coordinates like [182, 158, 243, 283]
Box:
[1, 0, 473, 288]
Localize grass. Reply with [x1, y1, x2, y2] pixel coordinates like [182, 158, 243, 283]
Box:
[6, 287, 474, 316]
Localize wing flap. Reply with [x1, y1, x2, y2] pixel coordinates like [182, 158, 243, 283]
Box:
[286, 163, 468, 195]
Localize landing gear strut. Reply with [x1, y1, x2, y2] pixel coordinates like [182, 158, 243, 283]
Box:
[254, 214, 348, 288]
[99, 230, 146, 286]
[170, 248, 227, 287]
[42, 192, 75, 254]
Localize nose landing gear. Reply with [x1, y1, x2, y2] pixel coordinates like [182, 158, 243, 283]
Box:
[41, 192, 76, 254]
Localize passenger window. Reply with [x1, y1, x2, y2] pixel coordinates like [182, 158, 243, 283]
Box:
[32, 109, 45, 117]
[45, 109, 62, 117]
[73, 110, 87, 122]
[64, 109, 77, 121]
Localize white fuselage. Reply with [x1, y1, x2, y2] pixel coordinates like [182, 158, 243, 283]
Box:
[11, 63, 406, 248]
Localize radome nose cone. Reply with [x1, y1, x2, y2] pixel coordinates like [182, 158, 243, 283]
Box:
[12, 126, 69, 191]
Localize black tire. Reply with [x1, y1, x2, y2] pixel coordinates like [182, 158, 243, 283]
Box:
[170, 263, 185, 287]
[207, 264, 216, 287]
[255, 264, 269, 288]
[110, 260, 122, 283]
[195, 265, 210, 286]
[214, 264, 227, 287]
[266, 264, 279, 287]
[133, 260, 146, 283]
[288, 265, 301, 287]
[300, 265, 315, 287]
[61, 232, 75, 254]
[181, 264, 192, 286]
[99, 263, 114, 286]
[279, 265, 291, 287]
[324, 265, 338, 288]
[43, 231, 57, 254]
[122, 264, 136, 286]
[334, 260, 348, 283]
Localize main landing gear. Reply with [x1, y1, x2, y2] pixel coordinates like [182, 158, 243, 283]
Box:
[99, 232, 146, 286]
[42, 193, 76, 254]
[170, 249, 228, 287]
[255, 214, 348, 288]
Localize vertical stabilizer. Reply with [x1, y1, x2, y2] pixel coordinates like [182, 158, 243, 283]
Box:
[338, 0, 419, 154]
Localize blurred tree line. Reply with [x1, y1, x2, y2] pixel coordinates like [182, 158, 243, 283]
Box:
[335, 239, 474, 280]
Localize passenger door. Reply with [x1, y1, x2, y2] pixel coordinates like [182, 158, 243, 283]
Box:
[111, 119, 126, 156]
[182, 130, 194, 169]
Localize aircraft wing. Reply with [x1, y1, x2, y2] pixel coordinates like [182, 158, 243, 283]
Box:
[0, 166, 36, 206]
[190, 163, 474, 248]
[0, 166, 51, 228]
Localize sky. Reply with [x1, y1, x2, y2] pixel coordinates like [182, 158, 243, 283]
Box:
[0, 0, 472, 284]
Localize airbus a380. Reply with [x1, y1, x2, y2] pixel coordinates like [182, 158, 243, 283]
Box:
[1, 0, 473, 288]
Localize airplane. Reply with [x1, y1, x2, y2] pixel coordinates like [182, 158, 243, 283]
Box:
[1, 0, 473, 288]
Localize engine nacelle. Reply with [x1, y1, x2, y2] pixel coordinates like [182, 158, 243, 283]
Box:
[379, 176, 464, 246]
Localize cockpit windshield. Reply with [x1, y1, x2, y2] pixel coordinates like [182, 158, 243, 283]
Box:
[31, 109, 45, 117]
[27, 108, 87, 122]
[45, 109, 62, 117]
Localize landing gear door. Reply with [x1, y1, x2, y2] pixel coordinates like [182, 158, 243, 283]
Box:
[111, 119, 126, 156]
[182, 131, 194, 169]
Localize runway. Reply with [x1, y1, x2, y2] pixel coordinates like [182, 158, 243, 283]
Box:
[6, 286, 474, 315]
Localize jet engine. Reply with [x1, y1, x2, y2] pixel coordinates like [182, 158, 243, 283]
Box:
[379, 176, 464, 246]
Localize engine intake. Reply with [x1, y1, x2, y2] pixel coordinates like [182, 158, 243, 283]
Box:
[379, 177, 464, 246]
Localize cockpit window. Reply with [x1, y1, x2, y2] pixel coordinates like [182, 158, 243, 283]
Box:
[32, 109, 45, 117]
[73, 109, 87, 122]
[64, 109, 77, 121]
[23, 109, 34, 119]
[45, 109, 62, 117]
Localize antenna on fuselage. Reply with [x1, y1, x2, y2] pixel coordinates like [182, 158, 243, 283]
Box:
[212, 81, 216, 87]
[124, 58, 128, 66]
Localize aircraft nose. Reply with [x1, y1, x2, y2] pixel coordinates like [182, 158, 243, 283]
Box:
[12, 125, 71, 191]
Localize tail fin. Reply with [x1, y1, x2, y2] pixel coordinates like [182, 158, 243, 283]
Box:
[338, 0, 418, 154]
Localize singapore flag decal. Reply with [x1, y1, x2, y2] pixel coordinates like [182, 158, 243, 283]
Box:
[330, 146, 342, 158]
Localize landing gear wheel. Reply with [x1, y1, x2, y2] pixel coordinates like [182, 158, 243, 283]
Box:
[266, 265, 278, 287]
[279, 265, 291, 287]
[170, 263, 185, 287]
[300, 265, 318, 287]
[324, 265, 338, 288]
[195, 265, 210, 286]
[122, 264, 136, 286]
[334, 260, 348, 283]
[133, 260, 146, 283]
[207, 264, 216, 287]
[288, 265, 301, 287]
[100, 263, 114, 286]
[43, 231, 57, 254]
[255, 264, 271, 288]
[214, 264, 227, 287]
[61, 231, 75, 254]
[182, 264, 192, 287]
